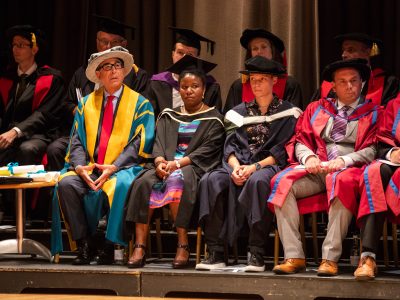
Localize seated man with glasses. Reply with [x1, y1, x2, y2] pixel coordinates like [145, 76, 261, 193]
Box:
[46, 14, 149, 173]
[0, 25, 65, 166]
[51, 46, 155, 265]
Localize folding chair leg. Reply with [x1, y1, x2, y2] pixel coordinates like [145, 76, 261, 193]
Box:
[129, 237, 134, 258]
[300, 215, 306, 256]
[196, 226, 202, 264]
[233, 242, 238, 264]
[383, 220, 389, 267]
[311, 212, 319, 264]
[147, 227, 152, 258]
[274, 228, 280, 266]
[393, 224, 398, 267]
[155, 218, 163, 259]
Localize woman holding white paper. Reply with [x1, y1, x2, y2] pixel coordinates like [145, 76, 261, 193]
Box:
[196, 56, 298, 272]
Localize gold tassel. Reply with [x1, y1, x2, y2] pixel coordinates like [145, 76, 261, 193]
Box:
[31, 32, 37, 48]
[241, 74, 248, 84]
[370, 42, 379, 57]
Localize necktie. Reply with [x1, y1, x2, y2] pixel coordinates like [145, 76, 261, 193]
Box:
[97, 95, 114, 164]
[15, 74, 28, 100]
[328, 106, 350, 160]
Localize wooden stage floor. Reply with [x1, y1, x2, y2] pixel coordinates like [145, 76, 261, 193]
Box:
[0, 255, 399, 299]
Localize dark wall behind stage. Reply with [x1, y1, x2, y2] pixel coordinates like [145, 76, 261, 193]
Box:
[1, 0, 400, 104]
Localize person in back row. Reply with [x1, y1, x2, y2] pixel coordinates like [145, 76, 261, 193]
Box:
[0, 25, 64, 165]
[311, 33, 399, 106]
[223, 28, 303, 112]
[145, 27, 222, 115]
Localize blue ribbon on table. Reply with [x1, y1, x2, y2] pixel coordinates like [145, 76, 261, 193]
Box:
[7, 162, 19, 175]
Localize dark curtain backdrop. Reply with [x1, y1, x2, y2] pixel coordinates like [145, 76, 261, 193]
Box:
[318, 0, 400, 85]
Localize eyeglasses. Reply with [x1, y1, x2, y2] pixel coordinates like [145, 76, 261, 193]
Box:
[97, 62, 124, 71]
[11, 43, 32, 49]
[97, 38, 126, 48]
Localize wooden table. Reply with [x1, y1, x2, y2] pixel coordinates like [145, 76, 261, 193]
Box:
[0, 181, 56, 262]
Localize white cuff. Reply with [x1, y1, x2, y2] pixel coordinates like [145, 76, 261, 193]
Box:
[338, 155, 353, 167]
[12, 127, 22, 138]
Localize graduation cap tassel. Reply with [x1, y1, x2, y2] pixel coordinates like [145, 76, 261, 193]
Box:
[31, 32, 37, 48]
[370, 42, 380, 57]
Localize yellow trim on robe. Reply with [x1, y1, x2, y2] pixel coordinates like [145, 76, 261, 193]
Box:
[83, 85, 139, 165]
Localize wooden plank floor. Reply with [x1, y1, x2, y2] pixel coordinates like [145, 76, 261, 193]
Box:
[0, 295, 217, 300]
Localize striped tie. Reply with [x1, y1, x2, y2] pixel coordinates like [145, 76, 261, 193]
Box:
[328, 106, 349, 160]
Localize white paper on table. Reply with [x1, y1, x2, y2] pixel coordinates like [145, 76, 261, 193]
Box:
[27, 171, 60, 182]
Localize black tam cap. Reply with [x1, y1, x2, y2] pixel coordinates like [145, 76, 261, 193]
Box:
[322, 58, 371, 82]
[169, 27, 215, 55]
[7, 24, 46, 48]
[334, 32, 382, 49]
[240, 28, 285, 53]
[167, 55, 217, 75]
[94, 14, 135, 39]
[239, 56, 286, 76]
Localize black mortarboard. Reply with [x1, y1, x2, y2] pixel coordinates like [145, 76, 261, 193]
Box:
[166, 55, 217, 75]
[94, 14, 135, 40]
[6, 24, 46, 48]
[322, 58, 371, 82]
[334, 32, 382, 49]
[169, 27, 215, 55]
[240, 28, 285, 53]
[239, 55, 286, 76]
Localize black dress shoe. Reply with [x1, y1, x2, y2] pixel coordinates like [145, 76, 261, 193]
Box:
[72, 238, 94, 265]
[127, 244, 146, 268]
[94, 243, 114, 265]
[172, 244, 190, 269]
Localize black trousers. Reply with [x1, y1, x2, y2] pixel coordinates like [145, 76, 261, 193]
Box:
[0, 137, 49, 166]
[360, 164, 395, 253]
[58, 173, 109, 241]
[46, 136, 69, 171]
[203, 191, 273, 255]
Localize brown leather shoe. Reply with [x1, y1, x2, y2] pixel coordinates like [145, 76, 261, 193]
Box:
[317, 259, 338, 276]
[272, 258, 306, 274]
[354, 256, 377, 280]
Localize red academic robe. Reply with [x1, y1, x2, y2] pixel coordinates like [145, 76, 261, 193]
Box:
[358, 95, 400, 223]
[268, 97, 381, 216]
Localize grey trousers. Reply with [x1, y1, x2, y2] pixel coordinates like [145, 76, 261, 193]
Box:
[274, 173, 353, 262]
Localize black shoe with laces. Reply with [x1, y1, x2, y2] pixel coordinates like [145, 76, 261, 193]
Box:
[196, 250, 226, 270]
[244, 252, 265, 272]
[72, 238, 95, 265]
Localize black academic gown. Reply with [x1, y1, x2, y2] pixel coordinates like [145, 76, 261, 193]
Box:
[223, 75, 303, 113]
[125, 107, 225, 229]
[198, 99, 297, 246]
[145, 74, 222, 116]
[0, 66, 65, 165]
